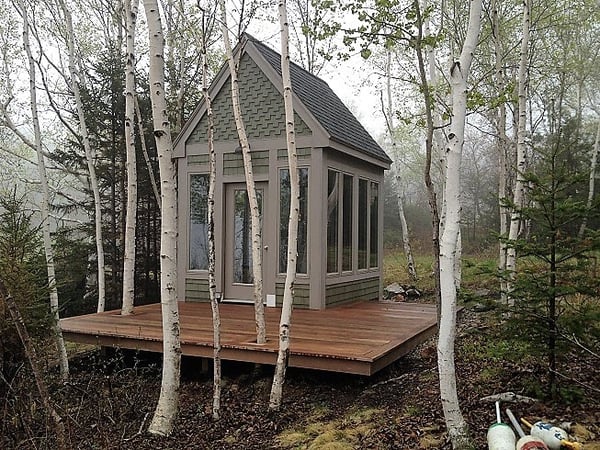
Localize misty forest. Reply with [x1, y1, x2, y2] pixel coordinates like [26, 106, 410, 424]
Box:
[0, 0, 599, 449]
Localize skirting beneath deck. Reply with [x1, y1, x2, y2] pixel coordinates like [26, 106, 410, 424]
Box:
[60, 301, 438, 376]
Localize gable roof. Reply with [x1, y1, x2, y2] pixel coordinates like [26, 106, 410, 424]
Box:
[245, 34, 391, 165]
[175, 34, 391, 167]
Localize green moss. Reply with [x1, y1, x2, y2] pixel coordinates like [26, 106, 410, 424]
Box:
[277, 407, 383, 449]
[402, 405, 423, 417]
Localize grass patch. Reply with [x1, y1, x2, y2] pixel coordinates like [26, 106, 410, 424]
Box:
[383, 251, 435, 291]
[401, 405, 422, 417]
[277, 407, 384, 449]
[383, 248, 499, 296]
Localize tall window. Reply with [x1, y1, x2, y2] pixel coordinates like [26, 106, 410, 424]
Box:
[358, 179, 368, 270]
[342, 174, 353, 271]
[369, 182, 379, 268]
[279, 168, 309, 274]
[326, 170, 339, 273]
[233, 189, 263, 283]
[189, 174, 209, 270]
[328, 170, 355, 274]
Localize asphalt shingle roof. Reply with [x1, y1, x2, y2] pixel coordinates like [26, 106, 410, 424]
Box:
[246, 34, 391, 164]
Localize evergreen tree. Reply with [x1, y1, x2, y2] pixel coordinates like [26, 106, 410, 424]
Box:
[504, 117, 600, 398]
[0, 191, 50, 374]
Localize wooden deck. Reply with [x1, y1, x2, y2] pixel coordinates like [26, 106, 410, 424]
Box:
[60, 301, 438, 376]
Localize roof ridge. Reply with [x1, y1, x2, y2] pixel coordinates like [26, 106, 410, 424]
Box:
[241, 32, 330, 87]
[238, 32, 391, 165]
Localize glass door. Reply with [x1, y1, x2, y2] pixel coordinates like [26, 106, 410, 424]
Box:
[224, 183, 264, 301]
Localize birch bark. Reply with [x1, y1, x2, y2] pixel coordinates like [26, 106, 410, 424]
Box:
[270, 0, 299, 410]
[437, 0, 482, 447]
[578, 118, 599, 238]
[135, 96, 161, 210]
[414, 0, 441, 310]
[56, 0, 106, 313]
[506, 0, 530, 306]
[199, 9, 221, 419]
[384, 51, 417, 281]
[492, 0, 510, 302]
[143, 0, 181, 436]
[218, 0, 266, 344]
[121, 0, 139, 316]
[18, 0, 69, 380]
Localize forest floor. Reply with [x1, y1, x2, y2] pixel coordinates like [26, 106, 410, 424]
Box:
[3, 300, 600, 449]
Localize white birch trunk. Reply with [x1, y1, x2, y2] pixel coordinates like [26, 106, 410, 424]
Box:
[384, 51, 417, 281]
[199, 14, 221, 420]
[219, 0, 266, 344]
[578, 119, 599, 238]
[438, 0, 482, 448]
[454, 230, 462, 291]
[121, 0, 139, 316]
[506, 0, 530, 307]
[492, 0, 510, 303]
[143, 0, 181, 436]
[416, 0, 442, 311]
[396, 181, 417, 281]
[56, 0, 106, 313]
[270, 0, 299, 410]
[19, 0, 69, 380]
[135, 96, 161, 210]
[492, 0, 509, 304]
[424, 10, 445, 159]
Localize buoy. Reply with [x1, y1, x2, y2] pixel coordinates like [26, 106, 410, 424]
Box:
[506, 408, 548, 450]
[488, 423, 517, 450]
[521, 418, 579, 450]
[516, 435, 550, 450]
[488, 402, 516, 450]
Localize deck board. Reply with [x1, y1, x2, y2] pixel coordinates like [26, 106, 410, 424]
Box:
[60, 300, 437, 375]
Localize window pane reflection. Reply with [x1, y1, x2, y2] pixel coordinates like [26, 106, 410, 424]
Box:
[189, 174, 209, 270]
[279, 168, 309, 274]
[233, 189, 262, 284]
[370, 182, 379, 268]
[326, 170, 339, 273]
[358, 179, 368, 270]
[342, 174, 353, 271]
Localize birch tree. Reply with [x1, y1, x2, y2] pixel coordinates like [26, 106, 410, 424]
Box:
[218, 0, 266, 344]
[15, 0, 69, 379]
[135, 96, 162, 210]
[287, 0, 339, 75]
[491, 0, 511, 302]
[197, 2, 221, 420]
[578, 118, 599, 238]
[383, 50, 417, 282]
[143, 0, 181, 436]
[413, 0, 442, 307]
[55, 0, 107, 313]
[121, 0, 139, 316]
[505, 0, 530, 306]
[270, 0, 299, 410]
[437, 0, 482, 447]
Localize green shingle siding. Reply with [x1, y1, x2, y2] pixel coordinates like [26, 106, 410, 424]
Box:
[188, 53, 311, 145]
[277, 147, 311, 160]
[186, 278, 209, 302]
[325, 278, 380, 307]
[187, 154, 210, 166]
[223, 150, 269, 175]
[275, 282, 310, 308]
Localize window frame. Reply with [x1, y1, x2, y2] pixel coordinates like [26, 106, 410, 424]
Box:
[355, 175, 382, 274]
[278, 166, 310, 277]
[188, 172, 210, 272]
